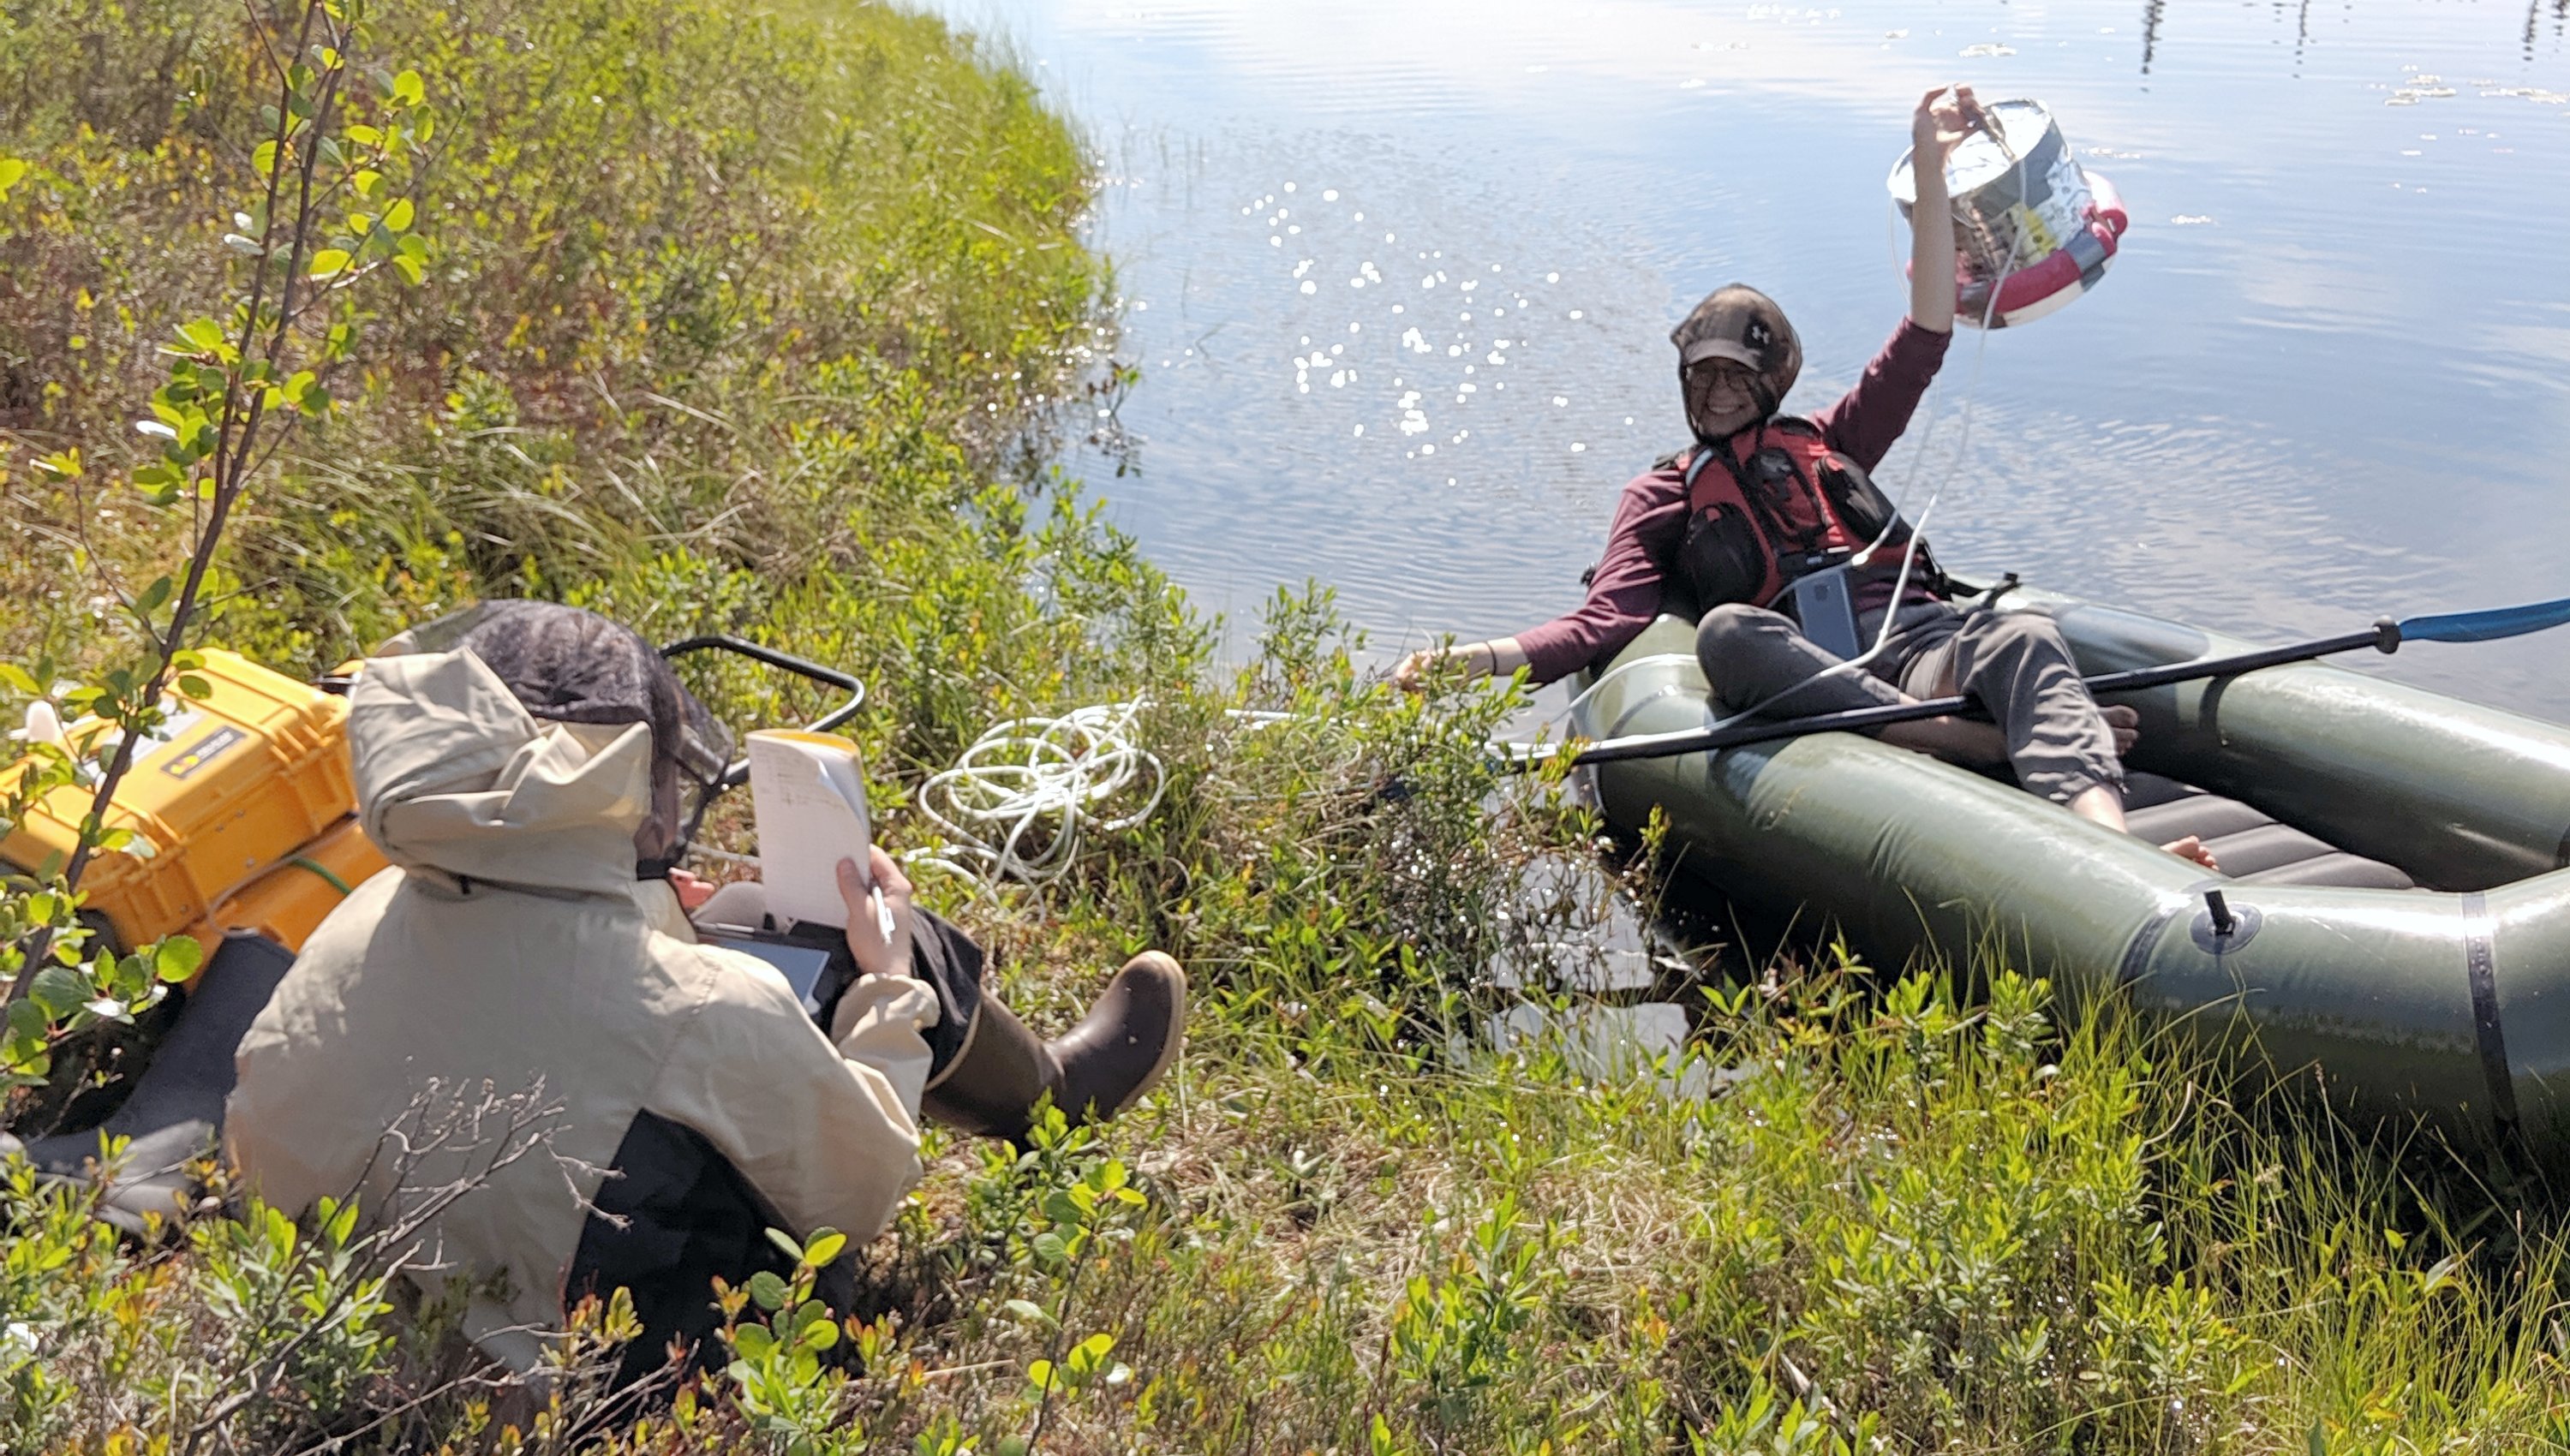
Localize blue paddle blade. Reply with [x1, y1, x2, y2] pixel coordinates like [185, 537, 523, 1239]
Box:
[2400, 595, 2570, 645]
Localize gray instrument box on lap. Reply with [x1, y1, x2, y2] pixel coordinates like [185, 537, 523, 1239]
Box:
[1783, 564, 1866, 661]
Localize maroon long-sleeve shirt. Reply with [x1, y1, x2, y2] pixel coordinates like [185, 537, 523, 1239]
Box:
[1515, 317, 1954, 685]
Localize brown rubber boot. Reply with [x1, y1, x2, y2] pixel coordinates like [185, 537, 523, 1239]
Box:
[919, 952, 1186, 1142]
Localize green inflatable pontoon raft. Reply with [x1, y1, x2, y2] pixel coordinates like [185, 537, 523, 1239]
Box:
[1572, 584, 2570, 1158]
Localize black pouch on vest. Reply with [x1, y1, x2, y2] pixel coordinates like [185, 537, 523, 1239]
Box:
[1814, 452, 1898, 543]
[1677, 504, 1768, 609]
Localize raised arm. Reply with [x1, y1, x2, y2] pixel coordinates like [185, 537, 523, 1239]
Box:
[1906, 84, 1987, 335]
[1808, 87, 1982, 464]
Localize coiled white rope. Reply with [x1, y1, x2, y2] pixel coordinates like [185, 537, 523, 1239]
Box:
[907, 701, 1168, 892]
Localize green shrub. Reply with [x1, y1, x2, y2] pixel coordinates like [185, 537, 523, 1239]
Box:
[1, 0, 1113, 683]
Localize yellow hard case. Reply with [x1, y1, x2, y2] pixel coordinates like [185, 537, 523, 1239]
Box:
[1, 650, 385, 968]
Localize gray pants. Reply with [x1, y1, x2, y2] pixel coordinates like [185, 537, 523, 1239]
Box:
[1694, 601, 2123, 805]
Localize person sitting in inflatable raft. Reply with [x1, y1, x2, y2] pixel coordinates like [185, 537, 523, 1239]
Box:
[1396, 85, 2216, 869]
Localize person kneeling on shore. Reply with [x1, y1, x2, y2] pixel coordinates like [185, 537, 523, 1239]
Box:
[1395, 86, 2213, 870]
[226, 601, 1186, 1386]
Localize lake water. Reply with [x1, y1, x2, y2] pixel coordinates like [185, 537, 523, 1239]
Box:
[922, 0, 2570, 718]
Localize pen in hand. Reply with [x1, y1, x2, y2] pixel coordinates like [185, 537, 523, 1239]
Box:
[869, 882, 896, 948]
[840, 848, 910, 976]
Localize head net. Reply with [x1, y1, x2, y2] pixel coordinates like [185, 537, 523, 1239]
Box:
[378, 600, 732, 871]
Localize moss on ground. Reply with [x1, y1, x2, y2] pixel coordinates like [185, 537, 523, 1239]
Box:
[3, 1, 2569, 1452]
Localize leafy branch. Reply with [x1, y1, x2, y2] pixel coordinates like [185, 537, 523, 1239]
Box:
[0, 0, 432, 1074]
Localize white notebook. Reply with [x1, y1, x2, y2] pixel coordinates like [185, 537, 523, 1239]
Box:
[743, 729, 873, 928]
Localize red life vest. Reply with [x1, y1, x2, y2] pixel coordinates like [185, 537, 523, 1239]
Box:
[1674, 417, 1931, 612]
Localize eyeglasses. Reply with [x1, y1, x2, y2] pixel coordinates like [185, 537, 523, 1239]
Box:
[1682, 363, 1759, 398]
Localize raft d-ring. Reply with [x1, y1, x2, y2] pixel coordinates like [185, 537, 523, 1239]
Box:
[2190, 886, 2262, 955]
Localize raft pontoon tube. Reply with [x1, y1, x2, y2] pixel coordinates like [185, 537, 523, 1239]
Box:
[1574, 587, 2570, 1157]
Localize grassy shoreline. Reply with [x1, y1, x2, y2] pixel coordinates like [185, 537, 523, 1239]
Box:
[6, 2, 2570, 1451]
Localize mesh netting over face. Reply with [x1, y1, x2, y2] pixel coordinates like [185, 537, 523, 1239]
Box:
[379, 601, 732, 870]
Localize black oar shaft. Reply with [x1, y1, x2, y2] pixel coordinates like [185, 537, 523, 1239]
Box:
[1564, 625, 2395, 768]
[2075, 628, 2388, 697]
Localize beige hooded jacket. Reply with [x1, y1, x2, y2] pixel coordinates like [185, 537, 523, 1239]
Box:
[226, 647, 938, 1370]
